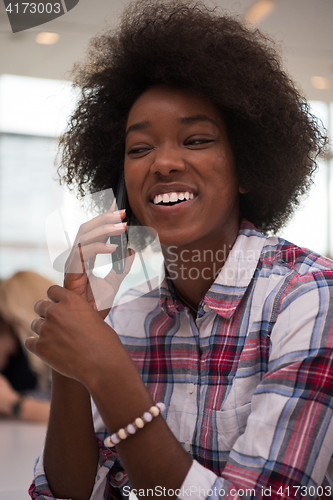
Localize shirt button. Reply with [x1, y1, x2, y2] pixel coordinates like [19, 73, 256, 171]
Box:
[184, 441, 191, 452]
[115, 471, 124, 481]
[187, 383, 195, 394]
[203, 303, 210, 313]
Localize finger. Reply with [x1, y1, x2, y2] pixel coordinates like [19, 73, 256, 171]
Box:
[47, 284, 73, 303]
[72, 210, 126, 246]
[87, 249, 136, 311]
[65, 242, 119, 274]
[76, 222, 127, 247]
[64, 240, 89, 276]
[65, 222, 126, 274]
[34, 299, 52, 318]
[31, 317, 45, 335]
[25, 336, 38, 355]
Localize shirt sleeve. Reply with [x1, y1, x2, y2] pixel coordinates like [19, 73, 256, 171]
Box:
[180, 269, 333, 500]
[29, 439, 116, 500]
[28, 399, 129, 500]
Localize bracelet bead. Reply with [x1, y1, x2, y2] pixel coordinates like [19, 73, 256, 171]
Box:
[111, 433, 121, 445]
[150, 405, 159, 417]
[156, 402, 166, 413]
[104, 402, 165, 449]
[135, 417, 144, 428]
[105, 436, 116, 448]
[127, 423, 136, 434]
[143, 411, 153, 423]
[118, 428, 128, 440]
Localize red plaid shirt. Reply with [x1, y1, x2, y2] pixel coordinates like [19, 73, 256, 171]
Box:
[30, 221, 333, 500]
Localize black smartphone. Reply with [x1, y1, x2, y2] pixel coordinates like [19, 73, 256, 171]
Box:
[110, 173, 128, 274]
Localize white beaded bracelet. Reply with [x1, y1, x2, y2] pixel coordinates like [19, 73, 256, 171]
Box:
[104, 402, 166, 448]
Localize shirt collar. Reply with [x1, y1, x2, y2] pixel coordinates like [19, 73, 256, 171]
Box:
[158, 220, 266, 319]
[158, 269, 185, 316]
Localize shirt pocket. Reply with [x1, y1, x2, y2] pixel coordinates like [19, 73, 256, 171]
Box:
[205, 403, 251, 452]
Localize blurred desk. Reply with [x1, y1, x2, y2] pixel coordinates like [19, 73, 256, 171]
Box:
[0, 419, 46, 500]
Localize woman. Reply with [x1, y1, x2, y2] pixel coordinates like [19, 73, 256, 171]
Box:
[0, 271, 51, 422]
[27, 1, 333, 499]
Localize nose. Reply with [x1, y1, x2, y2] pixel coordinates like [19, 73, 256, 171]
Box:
[150, 145, 186, 176]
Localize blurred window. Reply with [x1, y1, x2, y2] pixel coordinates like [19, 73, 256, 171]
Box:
[0, 133, 61, 281]
[280, 101, 332, 258]
[0, 74, 77, 282]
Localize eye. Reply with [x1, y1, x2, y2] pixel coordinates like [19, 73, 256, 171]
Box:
[126, 146, 153, 157]
[184, 138, 216, 147]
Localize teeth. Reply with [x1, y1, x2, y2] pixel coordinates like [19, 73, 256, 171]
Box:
[153, 195, 162, 204]
[152, 191, 195, 205]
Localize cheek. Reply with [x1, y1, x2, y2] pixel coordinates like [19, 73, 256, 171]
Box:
[209, 163, 238, 194]
[212, 151, 238, 189]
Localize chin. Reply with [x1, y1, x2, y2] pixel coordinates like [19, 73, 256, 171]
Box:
[158, 231, 197, 249]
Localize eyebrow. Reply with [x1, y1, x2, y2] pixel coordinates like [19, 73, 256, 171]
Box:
[125, 115, 220, 138]
[179, 115, 220, 129]
[125, 119, 150, 138]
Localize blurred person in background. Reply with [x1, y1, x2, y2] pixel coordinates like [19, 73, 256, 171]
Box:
[0, 271, 51, 422]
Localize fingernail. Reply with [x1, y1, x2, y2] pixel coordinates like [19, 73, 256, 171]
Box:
[106, 243, 118, 248]
[113, 222, 127, 228]
[113, 209, 126, 216]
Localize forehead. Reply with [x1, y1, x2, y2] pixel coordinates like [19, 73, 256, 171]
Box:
[126, 85, 224, 127]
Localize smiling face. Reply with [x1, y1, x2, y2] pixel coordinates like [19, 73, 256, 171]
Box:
[124, 85, 244, 253]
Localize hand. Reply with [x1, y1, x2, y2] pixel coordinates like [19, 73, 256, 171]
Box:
[26, 286, 120, 383]
[0, 374, 20, 416]
[64, 200, 135, 314]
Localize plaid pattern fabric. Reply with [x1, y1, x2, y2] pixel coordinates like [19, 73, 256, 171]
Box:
[30, 220, 333, 500]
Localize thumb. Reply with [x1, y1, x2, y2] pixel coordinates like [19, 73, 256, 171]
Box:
[89, 249, 136, 311]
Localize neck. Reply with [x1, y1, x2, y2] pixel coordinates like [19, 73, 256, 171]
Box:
[162, 229, 238, 313]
